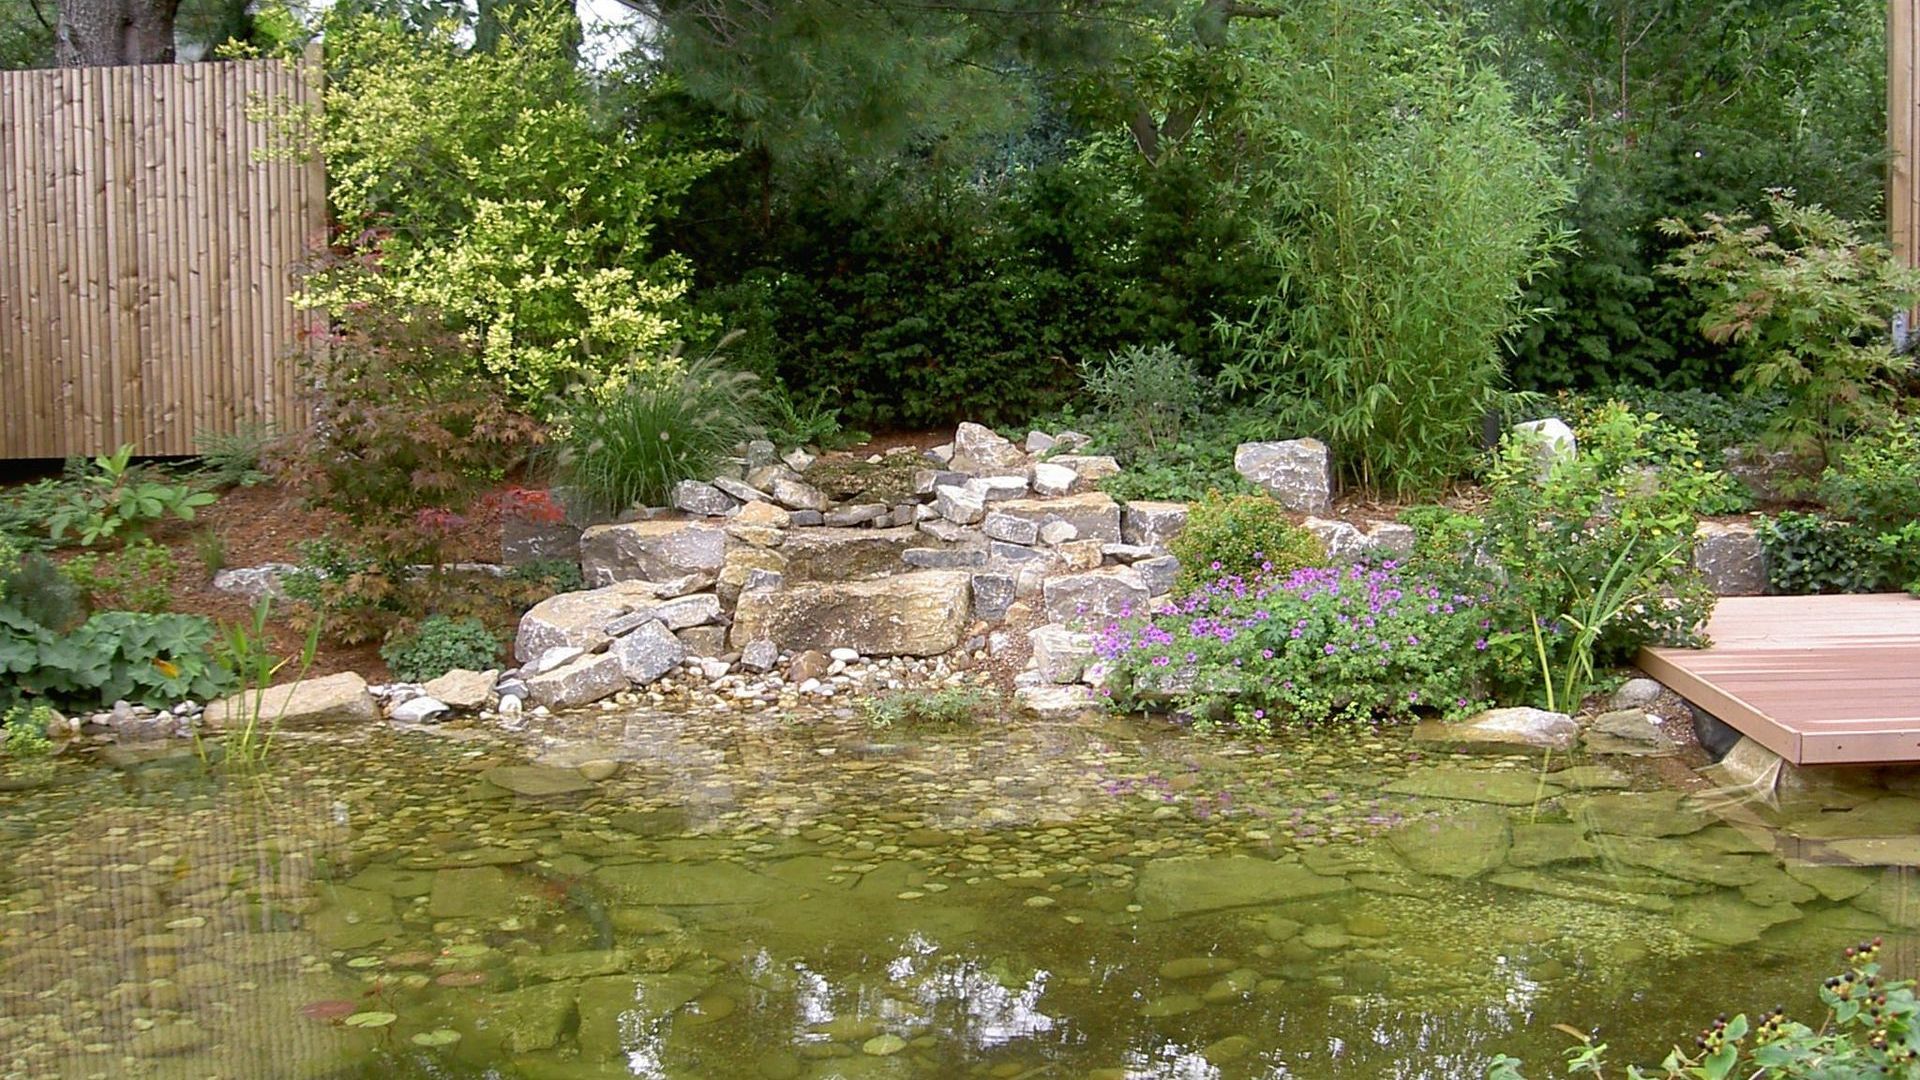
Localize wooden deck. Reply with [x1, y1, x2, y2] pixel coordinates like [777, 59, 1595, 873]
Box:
[1638, 594, 1920, 765]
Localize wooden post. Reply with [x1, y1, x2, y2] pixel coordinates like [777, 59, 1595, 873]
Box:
[1892, 0, 1917, 346]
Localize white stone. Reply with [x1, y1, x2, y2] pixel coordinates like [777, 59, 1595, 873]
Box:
[389, 697, 450, 723]
[934, 484, 985, 525]
[829, 647, 860, 663]
[1030, 625, 1095, 684]
[534, 646, 585, 675]
[950, 422, 1028, 475]
[1030, 462, 1076, 497]
[1511, 418, 1576, 481]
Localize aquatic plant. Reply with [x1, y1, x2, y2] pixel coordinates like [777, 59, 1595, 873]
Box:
[208, 597, 321, 767]
[1, 703, 56, 758]
[1488, 939, 1920, 1079]
[860, 685, 1001, 730]
[1095, 560, 1506, 730]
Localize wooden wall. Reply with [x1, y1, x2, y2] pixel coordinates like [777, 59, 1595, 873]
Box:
[0, 57, 325, 460]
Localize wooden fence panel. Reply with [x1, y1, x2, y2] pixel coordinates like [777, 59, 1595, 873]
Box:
[0, 57, 324, 460]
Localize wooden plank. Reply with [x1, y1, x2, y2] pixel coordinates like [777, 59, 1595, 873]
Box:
[1641, 594, 1920, 765]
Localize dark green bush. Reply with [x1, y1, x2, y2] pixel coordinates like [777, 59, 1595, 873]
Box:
[1078, 344, 1202, 458]
[0, 604, 231, 712]
[1758, 511, 1907, 595]
[1818, 421, 1920, 534]
[1168, 494, 1326, 594]
[380, 615, 502, 683]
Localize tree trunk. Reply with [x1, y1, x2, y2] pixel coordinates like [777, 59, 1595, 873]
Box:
[56, 0, 182, 66]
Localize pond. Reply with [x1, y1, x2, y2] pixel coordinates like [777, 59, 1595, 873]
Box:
[1, 704, 1915, 1080]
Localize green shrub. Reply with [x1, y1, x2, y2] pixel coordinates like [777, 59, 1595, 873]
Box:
[288, 6, 721, 413]
[1079, 344, 1202, 457]
[547, 349, 767, 516]
[379, 615, 502, 683]
[1478, 402, 1720, 706]
[1659, 192, 1920, 467]
[507, 559, 584, 595]
[859, 686, 1000, 730]
[61, 539, 178, 614]
[46, 446, 216, 548]
[281, 537, 412, 647]
[1168, 493, 1325, 594]
[1757, 511, 1904, 595]
[192, 424, 274, 488]
[2, 703, 56, 758]
[1488, 940, 1916, 1080]
[1217, 0, 1570, 494]
[0, 607, 231, 712]
[1397, 505, 1483, 566]
[1096, 562, 1501, 729]
[1818, 421, 1920, 534]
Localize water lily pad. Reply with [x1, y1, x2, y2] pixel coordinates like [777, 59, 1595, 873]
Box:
[343, 1011, 397, 1028]
[345, 956, 384, 969]
[410, 1029, 462, 1047]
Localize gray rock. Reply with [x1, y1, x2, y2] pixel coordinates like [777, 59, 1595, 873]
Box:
[934, 484, 985, 525]
[389, 696, 450, 724]
[740, 639, 779, 673]
[824, 503, 888, 526]
[781, 447, 816, 473]
[984, 492, 1123, 545]
[744, 439, 778, 468]
[1122, 501, 1188, 549]
[918, 518, 976, 543]
[1030, 624, 1095, 683]
[650, 593, 724, 630]
[746, 463, 797, 492]
[950, 422, 1028, 475]
[713, 476, 771, 504]
[1511, 418, 1576, 481]
[1024, 430, 1055, 453]
[769, 476, 830, 513]
[788, 509, 824, 526]
[1723, 445, 1805, 503]
[423, 668, 498, 711]
[1234, 439, 1332, 514]
[1304, 517, 1370, 563]
[730, 571, 974, 656]
[1611, 678, 1665, 709]
[1587, 708, 1672, 746]
[1135, 554, 1180, 596]
[1387, 805, 1512, 879]
[579, 521, 728, 589]
[1693, 521, 1766, 596]
[203, 672, 381, 731]
[601, 610, 658, 638]
[913, 468, 969, 496]
[675, 625, 728, 658]
[983, 511, 1041, 545]
[211, 563, 295, 601]
[1412, 707, 1579, 753]
[1042, 566, 1150, 625]
[670, 480, 738, 517]
[1030, 461, 1076, 497]
[1047, 454, 1121, 491]
[501, 518, 584, 566]
[614, 621, 685, 686]
[1366, 521, 1417, 557]
[927, 442, 955, 464]
[789, 650, 830, 683]
[743, 568, 785, 591]
[904, 546, 987, 569]
[1039, 520, 1080, 547]
[534, 645, 585, 675]
[777, 525, 918, 581]
[966, 475, 1030, 502]
[1050, 430, 1092, 453]
[1014, 685, 1100, 719]
[971, 573, 1016, 622]
[525, 652, 628, 709]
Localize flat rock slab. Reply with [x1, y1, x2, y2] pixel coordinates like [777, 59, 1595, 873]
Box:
[201, 671, 378, 731]
[1570, 791, 1711, 837]
[730, 571, 972, 657]
[1382, 767, 1562, 806]
[591, 862, 786, 907]
[1386, 805, 1511, 879]
[1134, 857, 1350, 920]
[482, 765, 599, 798]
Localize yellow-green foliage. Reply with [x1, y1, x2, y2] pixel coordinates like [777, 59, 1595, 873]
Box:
[1169, 493, 1326, 593]
[286, 6, 725, 412]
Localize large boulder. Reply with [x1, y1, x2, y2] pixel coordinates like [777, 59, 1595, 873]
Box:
[949, 422, 1028, 475]
[613, 621, 685, 687]
[729, 571, 973, 657]
[775, 526, 919, 582]
[1693, 521, 1767, 597]
[579, 521, 728, 589]
[1511, 418, 1576, 481]
[1233, 439, 1332, 514]
[983, 492, 1123, 545]
[1042, 566, 1150, 625]
[525, 652, 628, 710]
[202, 672, 378, 731]
[514, 580, 660, 664]
[1030, 624, 1095, 683]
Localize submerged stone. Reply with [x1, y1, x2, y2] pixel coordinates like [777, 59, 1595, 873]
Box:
[1570, 791, 1711, 837]
[592, 862, 785, 906]
[576, 973, 711, 1060]
[460, 981, 578, 1054]
[428, 866, 519, 919]
[1507, 823, 1597, 868]
[1412, 707, 1577, 754]
[1386, 805, 1511, 879]
[1675, 893, 1802, 946]
[1487, 871, 1676, 913]
[1158, 957, 1238, 981]
[1134, 858, 1349, 920]
[1383, 767, 1561, 807]
[480, 765, 598, 798]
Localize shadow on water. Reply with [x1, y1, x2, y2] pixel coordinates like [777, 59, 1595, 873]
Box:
[2, 711, 1918, 1079]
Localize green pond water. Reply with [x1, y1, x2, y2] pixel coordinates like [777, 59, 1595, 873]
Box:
[2, 705, 1918, 1080]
